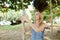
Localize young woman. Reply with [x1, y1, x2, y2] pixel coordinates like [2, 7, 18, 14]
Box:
[21, 0, 48, 40]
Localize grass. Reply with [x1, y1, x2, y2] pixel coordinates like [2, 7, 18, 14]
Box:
[0, 24, 22, 30]
[0, 23, 28, 30]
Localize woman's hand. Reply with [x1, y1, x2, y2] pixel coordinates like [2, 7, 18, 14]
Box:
[23, 14, 29, 21]
[21, 14, 29, 23]
[20, 16, 25, 23]
[23, 14, 29, 22]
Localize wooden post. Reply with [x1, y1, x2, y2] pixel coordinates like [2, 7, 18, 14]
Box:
[50, 0, 54, 39]
[21, 0, 26, 40]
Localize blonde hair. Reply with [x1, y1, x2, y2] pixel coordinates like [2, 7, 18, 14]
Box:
[34, 11, 43, 26]
[39, 14, 43, 25]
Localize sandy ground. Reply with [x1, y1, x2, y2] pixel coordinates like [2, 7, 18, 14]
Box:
[0, 27, 60, 40]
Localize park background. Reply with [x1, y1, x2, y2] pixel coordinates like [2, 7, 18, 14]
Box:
[0, 0, 60, 40]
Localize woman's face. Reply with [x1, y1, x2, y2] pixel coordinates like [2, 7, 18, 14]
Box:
[35, 12, 41, 20]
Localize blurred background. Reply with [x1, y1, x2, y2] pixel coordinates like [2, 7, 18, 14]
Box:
[0, 0, 60, 40]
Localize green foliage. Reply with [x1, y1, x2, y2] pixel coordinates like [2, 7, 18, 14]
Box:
[52, 0, 60, 5]
[53, 6, 60, 17]
[0, 10, 22, 21]
[0, 0, 60, 21]
[31, 11, 35, 22]
[0, 0, 32, 11]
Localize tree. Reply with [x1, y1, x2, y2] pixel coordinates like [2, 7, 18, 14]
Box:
[0, 0, 32, 11]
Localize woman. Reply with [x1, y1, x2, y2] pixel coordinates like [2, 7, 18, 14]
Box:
[21, 0, 48, 40]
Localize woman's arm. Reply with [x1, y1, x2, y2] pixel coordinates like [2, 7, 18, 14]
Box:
[27, 20, 45, 32]
[21, 15, 45, 32]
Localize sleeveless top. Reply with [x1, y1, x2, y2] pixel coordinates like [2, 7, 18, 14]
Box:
[31, 29, 44, 40]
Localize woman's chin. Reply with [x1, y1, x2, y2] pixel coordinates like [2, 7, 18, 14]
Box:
[35, 19, 39, 21]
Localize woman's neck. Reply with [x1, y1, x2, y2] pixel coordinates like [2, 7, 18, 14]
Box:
[35, 20, 42, 26]
[35, 20, 40, 25]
